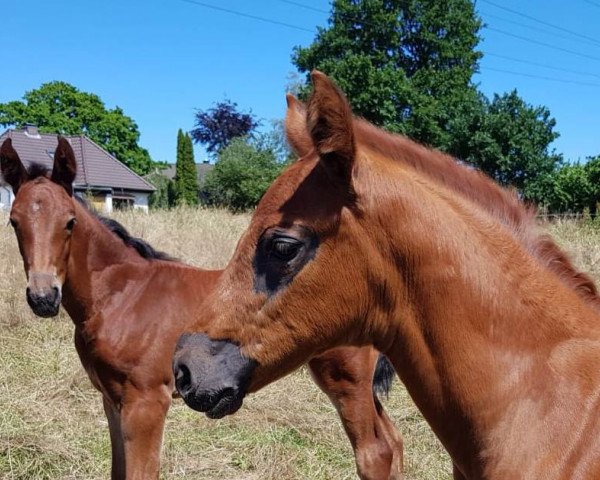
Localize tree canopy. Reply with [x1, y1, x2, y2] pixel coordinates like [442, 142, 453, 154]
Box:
[451, 90, 562, 201]
[293, 0, 482, 150]
[0, 81, 155, 175]
[202, 137, 287, 211]
[191, 100, 259, 155]
[147, 170, 176, 209]
[542, 157, 600, 214]
[292, 0, 564, 205]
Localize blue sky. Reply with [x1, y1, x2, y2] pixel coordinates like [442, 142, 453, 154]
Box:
[2, 0, 599, 163]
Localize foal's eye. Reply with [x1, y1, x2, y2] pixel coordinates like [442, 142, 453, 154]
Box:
[270, 238, 301, 261]
[66, 218, 76, 232]
[254, 226, 318, 295]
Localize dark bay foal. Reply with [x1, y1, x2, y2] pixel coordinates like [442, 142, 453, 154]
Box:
[1, 137, 403, 480]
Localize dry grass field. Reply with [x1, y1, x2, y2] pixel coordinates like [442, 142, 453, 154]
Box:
[1, 207, 599, 479]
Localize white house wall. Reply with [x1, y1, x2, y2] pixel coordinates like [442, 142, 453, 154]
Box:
[105, 193, 113, 214]
[0, 184, 150, 212]
[0, 186, 13, 209]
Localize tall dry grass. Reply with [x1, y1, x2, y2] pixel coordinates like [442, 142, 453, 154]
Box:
[1, 207, 599, 479]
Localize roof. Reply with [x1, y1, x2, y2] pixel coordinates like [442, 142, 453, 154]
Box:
[162, 162, 213, 184]
[0, 128, 155, 192]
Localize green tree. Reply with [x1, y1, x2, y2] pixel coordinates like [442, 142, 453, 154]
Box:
[453, 90, 562, 201]
[292, 0, 562, 201]
[584, 156, 600, 215]
[293, 0, 483, 149]
[146, 169, 176, 209]
[0, 81, 155, 175]
[203, 137, 287, 211]
[254, 121, 293, 163]
[545, 163, 594, 213]
[174, 130, 199, 206]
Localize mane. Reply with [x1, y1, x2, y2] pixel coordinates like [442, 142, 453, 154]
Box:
[354, 119, 600, 310]
[74, 197, 175, 262]
[27, 162, 51, 179]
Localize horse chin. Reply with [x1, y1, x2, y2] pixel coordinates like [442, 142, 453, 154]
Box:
[173, 333, 257, 418]
[29, 303, 60, 318]
[180, 385, 245, 419]
[205, 391, 245, 419]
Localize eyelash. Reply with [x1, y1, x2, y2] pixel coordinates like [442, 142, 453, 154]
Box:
[270, 239, 301, 261]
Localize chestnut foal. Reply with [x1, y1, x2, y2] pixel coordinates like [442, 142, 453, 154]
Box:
[1, 137, 403, 480]
[174, 72, 600, 479]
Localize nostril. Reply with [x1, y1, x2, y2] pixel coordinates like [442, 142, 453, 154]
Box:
[25, 287, 36, 303]
[175, 361, 192, 394]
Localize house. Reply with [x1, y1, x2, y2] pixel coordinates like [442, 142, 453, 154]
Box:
[162, 161, 213, 187]
[0, 125, 155, 212]
[161, 161, 213, 201]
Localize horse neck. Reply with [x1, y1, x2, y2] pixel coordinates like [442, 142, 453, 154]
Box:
[358, 131, 600, 308]
[355, 122, 530, 228]
[356, 161, 600, 475]
[61, 201, 144, 325]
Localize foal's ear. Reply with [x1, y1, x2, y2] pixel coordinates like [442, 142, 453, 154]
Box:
[51, 137, 77, 196]
[285, 94, 313, 157]
[307, 71, 355, 185]
[0, 138, 28, 195]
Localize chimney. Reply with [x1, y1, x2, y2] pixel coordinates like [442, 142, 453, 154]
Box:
[23, 124, 39, 137]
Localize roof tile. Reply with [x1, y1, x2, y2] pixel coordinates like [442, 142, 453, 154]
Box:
[0, 129, 155, 192]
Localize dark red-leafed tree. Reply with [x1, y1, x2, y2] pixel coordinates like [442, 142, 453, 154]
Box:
[191, 100, 259, 155]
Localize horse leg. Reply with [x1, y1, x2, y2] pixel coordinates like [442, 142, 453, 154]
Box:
[373, 395, 404, 476]
[103, 396, 126, 480]
[119, 389, 171, 480]
[308, 346, 403, 480]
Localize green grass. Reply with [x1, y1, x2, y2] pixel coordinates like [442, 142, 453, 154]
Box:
[1, 208, 598, 479]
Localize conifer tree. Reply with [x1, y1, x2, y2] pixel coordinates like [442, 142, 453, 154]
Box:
[175, 129, 199, 206]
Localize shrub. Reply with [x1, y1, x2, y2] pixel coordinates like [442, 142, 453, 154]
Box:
[202, 137, 287, 211]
